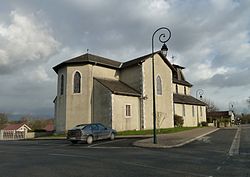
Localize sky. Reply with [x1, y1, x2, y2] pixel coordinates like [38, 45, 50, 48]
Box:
[0, 0, 249, 119]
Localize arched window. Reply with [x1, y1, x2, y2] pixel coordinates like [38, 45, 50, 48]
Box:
[184, 87, 187, 95]
[60, 75, 64, 95]
[156, 75, 162, 95]
[73, 71, 81, 93]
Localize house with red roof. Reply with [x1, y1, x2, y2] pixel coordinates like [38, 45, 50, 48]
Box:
[2, 123, 32, 133]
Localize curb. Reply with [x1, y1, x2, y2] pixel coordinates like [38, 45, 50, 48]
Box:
[133, 128, 219, 149]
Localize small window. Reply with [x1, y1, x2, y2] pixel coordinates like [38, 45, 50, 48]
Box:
[156, 75, 162, 95]
[200, 106, 203, 116]
[60, 75, 64, 95]
[184, 87, 187, 95]
[176, 85, 178, 94]
[74, 71, 81, 93]
[182, 104, 185, 117]
[192, 106, 195, 117]
[125, 104, 131, 117]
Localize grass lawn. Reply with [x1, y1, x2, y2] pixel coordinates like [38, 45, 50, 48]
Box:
[117, 127, 200, 136]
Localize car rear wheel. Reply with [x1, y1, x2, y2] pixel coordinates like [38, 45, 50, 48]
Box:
[110, 133, 115, 141]
[86, 135, 93, 144]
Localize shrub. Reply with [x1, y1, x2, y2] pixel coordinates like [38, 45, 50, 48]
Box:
[174, 114, 184, 127]
[201, 121, 208, 127]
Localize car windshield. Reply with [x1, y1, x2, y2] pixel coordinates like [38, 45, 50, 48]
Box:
[72, 124, 87, 130]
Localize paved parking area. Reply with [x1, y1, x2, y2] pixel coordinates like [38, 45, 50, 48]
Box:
[0, 127, 249, 177]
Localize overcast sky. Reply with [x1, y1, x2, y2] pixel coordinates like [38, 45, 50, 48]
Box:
[0, 0, 249, 118]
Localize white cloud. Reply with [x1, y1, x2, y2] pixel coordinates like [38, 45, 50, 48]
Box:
[0, 10, 60, 71]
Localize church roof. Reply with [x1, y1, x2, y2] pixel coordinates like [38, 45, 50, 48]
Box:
[173, 94, 206, 106]
[121, 51, 175, 71]
[172, 64, 192, 87]
[173, 78, 192, 87]
[95, 78, 141, 97]
[53, 51, 176, 73]
[53, 53, 122, 73]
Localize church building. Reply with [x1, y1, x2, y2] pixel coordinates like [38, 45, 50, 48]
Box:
[53, 51, 206, 133]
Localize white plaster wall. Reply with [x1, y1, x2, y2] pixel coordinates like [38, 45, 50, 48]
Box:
[55, 67, 67, 133]
[92, 65, 119, 80]
[120, 65, 142, 92]
[65, 65, 92, 130]
[93, 79, 112, 128]
[143, 54, 174, 129]
[173, 83, 191, 95]
[174, 103, 207, 127]
[112, 95, 140, 131]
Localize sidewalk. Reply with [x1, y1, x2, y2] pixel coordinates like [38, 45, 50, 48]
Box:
[134, 127, 219, 148]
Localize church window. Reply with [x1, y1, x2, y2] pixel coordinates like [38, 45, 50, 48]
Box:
[156, 75, 162, 95]
[60, 75, 64, 95]
[125, 104, 132, 117]
[74, 71, 81, 93]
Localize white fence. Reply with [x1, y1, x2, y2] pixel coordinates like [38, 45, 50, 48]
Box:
[0, 130, 26, 140]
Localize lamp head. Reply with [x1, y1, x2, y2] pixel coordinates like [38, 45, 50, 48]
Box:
[161, 43, 168, 57]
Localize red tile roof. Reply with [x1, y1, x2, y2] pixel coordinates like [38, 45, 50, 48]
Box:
[43, 123, 54, 132]
[2, 123, 28, 130]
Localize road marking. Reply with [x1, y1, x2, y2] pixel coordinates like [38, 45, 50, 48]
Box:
[123, 161, 212, 177]
[240, 152, 250, 155]
[48, 153, 92, 159]
[82, 146, 138, 149]
[87, 139, 126, 147]
[229, 126, 241, 156]
[216, 166, 221, 171]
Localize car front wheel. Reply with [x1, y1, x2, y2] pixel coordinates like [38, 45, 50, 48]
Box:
[110, 133, 115, 141]
[86, 135, 93, 144]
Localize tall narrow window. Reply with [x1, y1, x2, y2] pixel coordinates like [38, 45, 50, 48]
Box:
[74, 71, 81, 93]
[184, 87, 187, 95]
[176, 85, 178, 94]
[192, 106, 195, 117]
[60, 75, 64, 95]
[182, 104, 185, 117]
[200, 106, 203, 116]
[125, 104, 131, 117]
[156, 75, 162, 95]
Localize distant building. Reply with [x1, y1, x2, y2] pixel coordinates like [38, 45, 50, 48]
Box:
[43, 122, 55, 132]
[206, 111, 235, 126]
[2, 123, 31, 133]
[53, 52, 206, 133]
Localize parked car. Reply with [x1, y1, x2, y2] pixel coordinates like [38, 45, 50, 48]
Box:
[67, 123, 117, 144]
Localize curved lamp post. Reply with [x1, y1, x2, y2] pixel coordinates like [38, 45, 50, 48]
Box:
[196, 89, 204, 126]
[196, 89, 204, 100]
[152, 27, 171, 144]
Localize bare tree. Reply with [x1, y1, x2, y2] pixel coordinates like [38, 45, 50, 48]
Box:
[203, 98, 219, 112]
[0, 113, 8, 129]
[247, 97, 250, 108]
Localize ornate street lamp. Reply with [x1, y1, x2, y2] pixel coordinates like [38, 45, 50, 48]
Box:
[196, 89, 204, 100]
[152, 27, 171, 144]
[196, 89, 204, 126]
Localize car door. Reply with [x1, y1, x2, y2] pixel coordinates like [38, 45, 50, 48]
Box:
[91, 124, 100, 140]
[97, 124, 110, 139]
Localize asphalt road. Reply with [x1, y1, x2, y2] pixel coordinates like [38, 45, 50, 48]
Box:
[0, 125, 249, 177]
